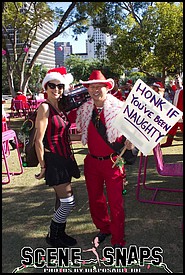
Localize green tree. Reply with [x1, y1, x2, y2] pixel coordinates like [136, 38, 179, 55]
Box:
[2, 2, 182, 96]
[2, 2, 105, 96]
[105, 2, 183, 84]
[2, 2, 53, 96]
[64, 55, 121, 83]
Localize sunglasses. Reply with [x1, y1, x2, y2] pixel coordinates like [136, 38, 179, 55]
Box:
[47, 82, 64, 90]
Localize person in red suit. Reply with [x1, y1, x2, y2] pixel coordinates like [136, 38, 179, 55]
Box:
[76, 70, 134, 248]
[161, 75, 183, 147]
[14, 91, 29, 109]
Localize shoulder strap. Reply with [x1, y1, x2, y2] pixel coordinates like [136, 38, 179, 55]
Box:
[91, 109, 124, 154]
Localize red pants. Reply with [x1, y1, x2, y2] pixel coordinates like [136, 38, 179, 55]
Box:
[84, 154, 126, 246]
[168, 122, 183, 136]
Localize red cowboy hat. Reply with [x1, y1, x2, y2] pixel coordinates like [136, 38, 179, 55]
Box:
[80, 70, 114, 90]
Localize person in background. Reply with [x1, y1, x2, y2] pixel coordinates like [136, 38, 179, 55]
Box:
[14, 90, 30, 109]
[122, 79, 133, 100]
[164, 80, 176, 104]
[34, 66, 77, 248]
[151, 81, 165, 97]
[169, 79, 177, 93]
[109, 78, 123, 101]
[76, 70, 134, 248]
[161, 75, 183, 147]
[15, 90, 27, 102]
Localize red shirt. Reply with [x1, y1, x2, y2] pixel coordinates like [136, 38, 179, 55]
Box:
[43, 104, 71, 158]
[15, 94, 27, 102]
[110, 89, 123, 101]
[14, 94, 29, 108]
[87, 110, 123, 156]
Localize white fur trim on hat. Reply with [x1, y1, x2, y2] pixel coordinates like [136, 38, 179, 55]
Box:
[42, 72, 73, 93]
[79, 79, 114, 91]
[152, 82, 161, 88]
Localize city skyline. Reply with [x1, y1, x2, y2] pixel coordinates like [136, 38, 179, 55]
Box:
[49, 2, 87, 54]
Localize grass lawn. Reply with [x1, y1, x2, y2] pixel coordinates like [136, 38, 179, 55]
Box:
[2, 100, 183, 273]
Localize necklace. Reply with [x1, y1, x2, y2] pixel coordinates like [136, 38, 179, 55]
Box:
[94, 106, 103, 128]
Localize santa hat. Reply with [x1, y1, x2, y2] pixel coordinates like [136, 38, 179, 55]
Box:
[79, 70, 114, 90]
[126, 79, 132, 85]
[152, 81, 164, 89]
[42, 66, 73, 94]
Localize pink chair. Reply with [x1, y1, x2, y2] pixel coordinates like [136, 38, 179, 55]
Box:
[35, 99, 46, 109]
[2, 130, 24, 184]
[11, 99, 29, 118]
[2, 121, 8, 132]
[2, 121, 10, 157]
[136, 143, 183, 206]
[69, 123, 81, 144]
[69, 123, 78, 135]
[27, 99, 37, 112]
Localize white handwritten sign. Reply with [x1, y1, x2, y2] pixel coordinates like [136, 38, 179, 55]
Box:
[113, 79, 183, 155]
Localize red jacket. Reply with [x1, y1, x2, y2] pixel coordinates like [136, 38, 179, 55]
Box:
[14, 94, 29, 109]
[110, 89, 123, 101]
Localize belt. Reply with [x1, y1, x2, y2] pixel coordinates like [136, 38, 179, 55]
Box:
[89, 153, 117, 161]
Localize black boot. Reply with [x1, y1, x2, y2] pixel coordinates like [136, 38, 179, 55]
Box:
[46, 220, 68, 248]
[58, 222, 77, 246]
[46, 220, 77, 247]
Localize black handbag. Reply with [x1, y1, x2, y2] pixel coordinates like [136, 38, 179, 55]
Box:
[91, 109, 139, 165]
[18, 110, 39, 167]
[68, 133, 81, 179]
[69, 156, 81, 179]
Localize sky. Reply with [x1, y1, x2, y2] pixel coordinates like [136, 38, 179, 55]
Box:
[48, 2, 87, 53]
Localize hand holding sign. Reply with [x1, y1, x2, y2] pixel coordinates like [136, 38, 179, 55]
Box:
[112, 147, 126, 168]
[113, 79, 183, 156]
[112, 139, 134, 168]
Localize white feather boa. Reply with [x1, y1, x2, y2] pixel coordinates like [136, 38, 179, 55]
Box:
[76, 93, 124, 145]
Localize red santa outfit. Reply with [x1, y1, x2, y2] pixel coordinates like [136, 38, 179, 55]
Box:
[14, 91, 30, 109]
[161, 75, 183, 147]
[76, 70, 129, 248]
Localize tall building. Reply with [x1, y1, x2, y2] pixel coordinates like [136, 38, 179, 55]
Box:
[27, 21, 55, 70]
[54, 42, 72, 67]
[86, 26, 112, 59]
[61, 25, 112, 61]
[3, 2, 55, 70]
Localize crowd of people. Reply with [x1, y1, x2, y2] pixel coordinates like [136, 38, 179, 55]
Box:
[2, 67, 183, 250]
